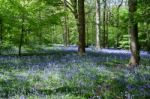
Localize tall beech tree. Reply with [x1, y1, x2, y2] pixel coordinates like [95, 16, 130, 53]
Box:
[67, 0, 86, 54]
[96, 0, 101, 49]
[78, 0, 86, 54]
[128, 0, 140, 66]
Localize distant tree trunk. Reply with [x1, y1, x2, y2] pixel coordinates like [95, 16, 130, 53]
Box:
[51, 25, 55, 44]
[146, 23, 150, 52]
[70, 0, 80, 45]
[0, 21, 2, 44]
[96, 0, 101, 49]
[128, 0, 140, 66]
[78, 0, 85, 54]
[38, 10, 42, 45]
[67, 24, 70, 45]
[25, 26, 31, 44]
[103, 0, 107, 48]
[92, 15, 95, 46]
[86, 21, 89, 47]
[63, 0, 68, 47]
[105, 8, 109, 48]
[19, 14, 25, 56]
[116, 0, 123, 48]
[0, 19, 3, 54]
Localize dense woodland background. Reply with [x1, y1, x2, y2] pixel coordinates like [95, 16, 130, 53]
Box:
[0, 0, 150, 98]
[0, 0, 150, 65]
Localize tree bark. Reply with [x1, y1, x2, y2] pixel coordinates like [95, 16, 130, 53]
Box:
[0, 23, 2, 44]
[63, 0, 68, 47]
[146, 23, 150, 52]
[103, 0, 107, 48]
[96, 0, 101, 49]
[70, 0, 80, 45]
[38, 10, 42, 45]
[116, 0, 123, 48]
[86, 21, 89, 47]
[128, 0, 140, 66]
[92, 14, 95, 46]
[105, 8, 109, 48]
[19, 14, 25, 56]
[67, 22, 70, 45]
[78, 0, 85, 54]
[0, 18, 3, 55]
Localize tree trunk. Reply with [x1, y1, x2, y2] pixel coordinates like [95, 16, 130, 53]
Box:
[0, 19, 3, 55]
[0, 23, 2, 43]
[38, 10, 42, 45]
[69, 0, 85, 53]
[63, 0, 68, 47]
[67, 23, 70, 45]
[19, 15, 25, 56]
[103, 0, 107, 48]
[116, 0, 123, 48]
[86, 21, 89, 47]
[146, 23, 150, 52]
[105, 8, 109, 48]
[116, 9, 120, 48]
[78, 0, 85, 54]
[51, 25, 55, 44]
[92, 15, 95, 46]
[70, 0, 80, 45]
[96, 0, 101, 49]
[128, 0, 140, 66]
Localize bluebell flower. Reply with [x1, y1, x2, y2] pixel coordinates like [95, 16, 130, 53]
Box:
[127, 85, 134, 90]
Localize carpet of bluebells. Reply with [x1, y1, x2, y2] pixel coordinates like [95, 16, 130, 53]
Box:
[0, 46, 150, 99]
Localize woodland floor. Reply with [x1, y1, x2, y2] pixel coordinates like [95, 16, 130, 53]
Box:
[0, 46, 150, 99]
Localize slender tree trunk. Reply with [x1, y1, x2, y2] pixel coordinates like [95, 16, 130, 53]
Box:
[63, 0, 68, 47]
[103, 0, 107, 48]
[128, 0, 140, 66]
[116, 9, 120, 48]
[25, 26, 30, 44]
[0, 20, 3, 55]
[116, 0, 123, 48]
[67, 25, 70, 45]
[146, 23, 150, 52]
[0, 23, 2, 44]
[92, 15, 95, 46]
[105, 8, 109, 48]
[96, 0, 101, 49]
[78, 0, 85, 54]
[86, 21, 89, 47]
[52, 25, 55, 44]
[38, 10, 42, 45]
[70, 0, 80, 45]
[19, 14, 25, 56]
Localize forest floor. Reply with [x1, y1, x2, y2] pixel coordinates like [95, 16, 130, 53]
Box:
[0, 46, 150, 99]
